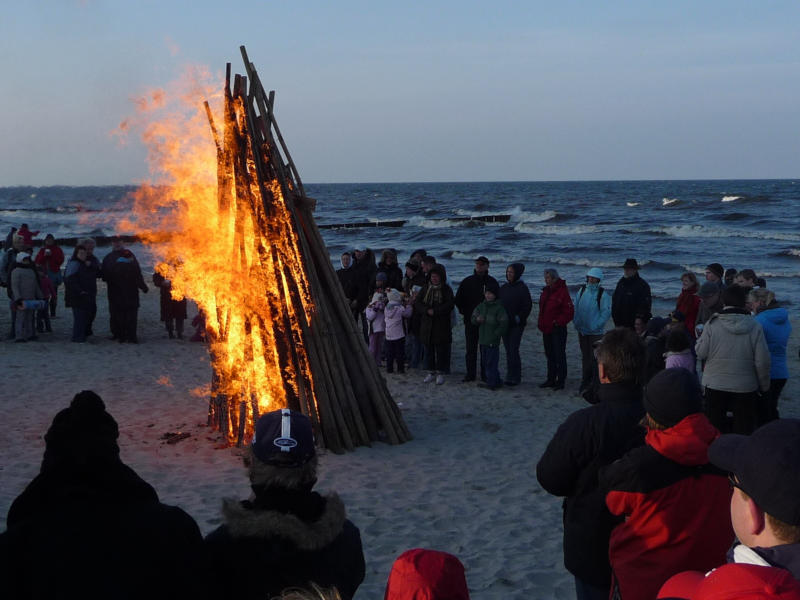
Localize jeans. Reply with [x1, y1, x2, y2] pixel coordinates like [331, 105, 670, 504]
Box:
[480, 345, 501, 388]
[407, 332, 425, 369]
[502, 325, 525, 384]
[464, 322, 484, 380]
[578, 333, 602, 391]
[71, 306, 92, 342]
[543, 325, 568, 384]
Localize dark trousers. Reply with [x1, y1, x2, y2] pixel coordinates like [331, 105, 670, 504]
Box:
[36, 308, 51, 332]
[502, 325, 525, 384]
[407, 332, 424, 368]
[575, 576, 610, 600]
[166, 317, 184, 338]
[109, 302, 122, 339]
[543, 325, 568, 384]
[71, 306, 91, 342]
[87, 301, 97, 336]
[8, 299, 17, 338]
[480, 345, 501, 388]
[578, 333, 602, 391]
[759, 379, 786, 425]
[425, 342, 451, 373]
[704, 387, 759, 434]
[118, 308, 139, 342]
[464, 322, 485, 381]
[385, 337, 406, 373]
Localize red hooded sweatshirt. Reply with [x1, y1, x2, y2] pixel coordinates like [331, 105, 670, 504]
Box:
[384, 548, 470, 600]
[600, 413, 734, 600]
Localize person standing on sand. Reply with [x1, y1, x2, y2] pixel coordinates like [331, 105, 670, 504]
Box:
[34, 233, 65, 317]
[498, 262, 532, 386]
[64, 245, 97, 343]
[537, 268, 575, 390]
[106, 250, 148, 343]
[78, 237, 101, 337]
[572, 267, 612, 395]
[153, 264, 188, 339]
[415, 264, 455, 385]
[537, 327, 646, 600]
[10, 252, 43, 342]
[455, 256, 498, 383]
[102, 237, 141, 340]
[611, 258, 651, 329]
[471, 278, 508, 390]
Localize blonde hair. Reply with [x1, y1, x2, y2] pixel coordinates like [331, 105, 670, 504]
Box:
[748, 288, 775, 310]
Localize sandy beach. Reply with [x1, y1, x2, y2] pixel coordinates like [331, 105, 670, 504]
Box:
[1, 280, 797, 599]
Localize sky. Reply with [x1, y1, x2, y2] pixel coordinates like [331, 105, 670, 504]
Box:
[1, 0, 799, 185]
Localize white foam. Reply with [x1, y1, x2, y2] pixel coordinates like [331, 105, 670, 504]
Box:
[513, 223, 612, 235]
[626, 202, 640, 207]
[450, 251, 518, 264]
[547, 257, 628, 269]
[786, 249, 800, 257]
[657, 224, 800, 242]
[722, 195, 743, 202]
[662, 197, 680, 206]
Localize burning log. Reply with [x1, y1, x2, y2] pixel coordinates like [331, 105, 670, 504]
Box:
[200, 47, 410, 452]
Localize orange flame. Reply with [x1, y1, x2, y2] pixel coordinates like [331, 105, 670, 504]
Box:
[119, 66, 317, 442]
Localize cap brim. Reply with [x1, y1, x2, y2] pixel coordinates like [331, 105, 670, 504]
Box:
[707, 433, 747, 473]
[657, 570, 705, 599]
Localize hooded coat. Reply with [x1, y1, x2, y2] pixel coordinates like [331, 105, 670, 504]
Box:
[612, 272, 652, 328]
[755, 306, 791, 379]
[498, 263, 532, 327]
[204, 489, 366, 599]
[538, 277, 574, 334]
[34, 244, 65, 278]
[695, 308, 771, 393]
[414, 266, 455, 345]
[600, 413, 734, 600]
[10, 262, 42, 301]
[384, 548, 470, 600]
[573, 282, 612, 336]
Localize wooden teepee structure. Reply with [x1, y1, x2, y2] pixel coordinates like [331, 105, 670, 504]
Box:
[203, 46, 410, 453]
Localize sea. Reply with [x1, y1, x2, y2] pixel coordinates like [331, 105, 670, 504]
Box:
[2, 179, 799, 318]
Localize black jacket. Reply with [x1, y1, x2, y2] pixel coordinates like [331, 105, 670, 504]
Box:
[455, 271, 499, 325]
[204, 489, 365, 599]
[612, 273, 652, 328]
[499, 264, 532, 327]
[106, 258, 148, 310]
[0, 461, 206, 600]
[414, 271, 455, 346]
[64, 256, 99, 309]
[536, 382, 645, 586]
[376, 260, 403, 292]
[352, 249, 377, 312]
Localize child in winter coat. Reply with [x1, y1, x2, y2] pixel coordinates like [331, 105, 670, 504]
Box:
[383, 289, 413, 373]
[471, 280, 509, 390]
[35, 265, 55, 333]
[664, 327, 695, 373]
[366, 291, 387, 365]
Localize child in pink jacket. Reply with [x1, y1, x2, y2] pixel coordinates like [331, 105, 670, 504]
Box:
[366, 291, 387, 364]
[384, 289, 413, 373]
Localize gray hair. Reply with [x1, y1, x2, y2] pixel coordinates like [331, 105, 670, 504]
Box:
[544, 268, 559, 280]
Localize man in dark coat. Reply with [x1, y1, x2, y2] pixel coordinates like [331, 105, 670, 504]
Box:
[352, 247, 376, 342]
[537, 327, 646, 600]
[205, 409, 365, 599]
[414, 264, 456, 383]
[454, 256, 498, 382]
[102, 237, 142, 340]
[498, 262, 532, 386]
[105, 249, 148, 343]
[336, 252, 362, 322]
[0, 391, 206, 600]
[611, 258, 652, 328]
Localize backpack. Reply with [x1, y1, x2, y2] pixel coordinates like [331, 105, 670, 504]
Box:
[577, 284, 604, 310]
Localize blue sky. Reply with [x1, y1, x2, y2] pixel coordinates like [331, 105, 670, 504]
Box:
[1, 1, 799, 184]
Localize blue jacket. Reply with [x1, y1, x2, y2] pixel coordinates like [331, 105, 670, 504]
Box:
[572, 283, 612, 336]
[755, 306, 791, 379]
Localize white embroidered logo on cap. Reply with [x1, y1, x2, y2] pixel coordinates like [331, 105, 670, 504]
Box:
[273, 408, 297, 452]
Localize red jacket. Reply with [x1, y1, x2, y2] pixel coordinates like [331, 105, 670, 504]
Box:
[537, 278, 574, 334]
[600, 414, 734, 600]
[35, 245, 65, 274]
[675, 287, 701, 336]
[384, 548, 470, 600]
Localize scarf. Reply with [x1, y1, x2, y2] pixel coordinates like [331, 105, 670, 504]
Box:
[423, 283, 443, 306]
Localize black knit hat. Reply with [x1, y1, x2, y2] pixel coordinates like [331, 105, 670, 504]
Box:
[644, 368, 702, 428]
[485, 279, 500, 296]
[43, 391, 120, 467]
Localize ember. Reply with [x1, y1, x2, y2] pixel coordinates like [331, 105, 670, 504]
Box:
[123, 47, 410, 452]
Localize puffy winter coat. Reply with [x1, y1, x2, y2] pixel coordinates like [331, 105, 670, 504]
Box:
[471, 299, 509, 347]
[455, 271, 499, 325]
[10, 263, 42, 301]
[204, 490, 365, 600]
[498, 263, 532, 327]
[384, 548, 470, 600]
[366, 299, 386, 334]
[384, 301, 412, 341]
[377, 260, 403, 292]
[755, 306, 791, 379]
[612, 273, 652, 328]
[64, 256, 99, 309]
[34, 245, 65, 277]
[573, 283, 612, 336]
[600, 413, 734, 600]
[695, 308, 771, 393]
[675, 287, 701, 336]
[536, 382, 645, 586]
[538, 277, 574, 334]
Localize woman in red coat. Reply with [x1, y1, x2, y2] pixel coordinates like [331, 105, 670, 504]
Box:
[34, 234, 65, 317]
[537, 268, 575, 390]
[675, 271, 701, 338]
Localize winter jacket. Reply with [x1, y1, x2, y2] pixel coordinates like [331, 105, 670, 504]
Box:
[15, 225, 38, 245]
[455, 271, 499, 325]
[337, 261, 362, 308]
[384, 301, 412, 341]
[695, 308, 771, 393]
[384, 548, 470, 600]
[377, 260, 403, 292]
[414, 274, 455, 346]
[204, 490, 365, 600]
[353, 249, 377, 310]
[498, 263, 532, 327]
[64, 256, 99, 309]
[101, 248, 140, 280]
[471, 299, 509, 347]
[664, 350, 695, 372]
[153, 272, 188, 321]
[675, 287, 701, 336]
[538, 278, 575, 334]
[612, 273, 652, 328]
[600, 413, 734, 600]
[106, 257, 148, 310]
[728, 541, 800, 581]
[366, 299, 387, 334]
[34, 245, 65, 279]
[536, 382, 646, 586]
[755, 306, 791, 379]
[38, 273, 56, 301]
[10, 263, 43, 301]
[573, 283, 612, 336]
[697, 296, 724, 326]
[0, 460, 206, 600]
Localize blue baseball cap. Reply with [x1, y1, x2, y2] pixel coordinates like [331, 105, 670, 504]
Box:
[251, 409, 316, 467]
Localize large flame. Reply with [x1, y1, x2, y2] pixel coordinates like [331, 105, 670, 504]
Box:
[117, 66, 316, 442]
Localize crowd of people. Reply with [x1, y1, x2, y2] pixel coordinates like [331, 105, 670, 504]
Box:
[0, 393, 471, 599]
[1, 228, 201, 344]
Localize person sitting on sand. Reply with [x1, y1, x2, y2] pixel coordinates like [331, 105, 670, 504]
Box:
[384, 548, 470, 600]
[204, 409, 365, 600]
[0, 391, 206, 599]
[537, 327, 646, 600]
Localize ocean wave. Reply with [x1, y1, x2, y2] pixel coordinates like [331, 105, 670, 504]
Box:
[546, 257, 631, 269]
[721, 195, 743, 202]
[662, 198, 681, 207]
[453, 205, 558, 224]
[780, 249, 800, 258]
[405, 216, 503, 229]
[513, 223, 615, 235]
[656, 224, 800, 242]
[626, 202, 640, 207]
[718, 212, 752, 222]
[449, 250, 519, 264]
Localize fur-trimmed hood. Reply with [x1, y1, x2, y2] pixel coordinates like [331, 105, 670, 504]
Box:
[220, 492, 347, 552]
